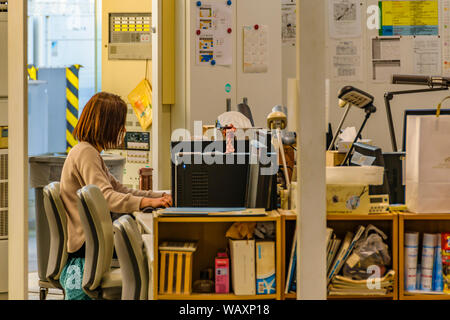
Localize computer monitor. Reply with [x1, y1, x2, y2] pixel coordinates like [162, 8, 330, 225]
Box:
[171, 132, 278, 210]
[350, 142, 390, 198]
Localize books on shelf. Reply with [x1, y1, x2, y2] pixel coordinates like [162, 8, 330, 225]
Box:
[327, 225, 365, 284]
[404, 232, 447, 295]
[285, 229, 297, 294]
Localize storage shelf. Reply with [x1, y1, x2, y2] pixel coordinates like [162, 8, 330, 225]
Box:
[327, 293, 394, 300]
[158, 293, 277, 300]
[327, 213, 396, 221]
[151, 211, 283, 300]
[283, 292, 394, 300]
[398, 212, 450, 300]
[155, 211, 279, 223]
[400, 212, 450, 220]
[401, 293, 450, 300]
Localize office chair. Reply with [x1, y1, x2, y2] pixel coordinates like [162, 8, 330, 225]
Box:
[41, 182, 68, 299]
[76, 185, 122, 299]
[113, 215, 149, 300]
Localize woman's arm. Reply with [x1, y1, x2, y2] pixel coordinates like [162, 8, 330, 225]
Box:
[78, 148, 145, 212]
[106, 169, 166, 198]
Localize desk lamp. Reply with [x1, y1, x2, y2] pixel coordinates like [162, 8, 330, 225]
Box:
[386, 75, 450, 152]
[337, 86, 377, 166]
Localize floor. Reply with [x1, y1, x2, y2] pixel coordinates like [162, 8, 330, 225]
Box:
[28, 272, 64, 300]
[0, 272, 64, 300]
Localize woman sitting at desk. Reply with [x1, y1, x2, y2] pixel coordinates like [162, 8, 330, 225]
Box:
[59, 92, 172, 299]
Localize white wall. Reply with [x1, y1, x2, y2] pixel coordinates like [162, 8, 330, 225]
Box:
[175, 0, 282, 132]
[326, 0, 450, 153]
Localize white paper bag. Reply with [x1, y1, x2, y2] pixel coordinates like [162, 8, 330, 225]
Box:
[406, 112, 450, 213]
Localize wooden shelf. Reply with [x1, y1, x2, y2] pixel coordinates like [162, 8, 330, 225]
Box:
[283, 293, 394, 300]
[155, 210, 279, 223]
[327, 293, 394, 300]
[151, 211, 283, 300]
[158, 293, 277, 300]
[278, 210, 399, 300]
[398, 212, 450, 300]
[400, 212, 450, 220]
[327, 213, 396, 221]
[401, 293, 450, 300]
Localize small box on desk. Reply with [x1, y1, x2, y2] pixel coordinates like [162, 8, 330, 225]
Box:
[326, 151, 346, 167]
[256, 241, 276, 294]
[229, 239, 256, 295]
[158, 241, 197, 295]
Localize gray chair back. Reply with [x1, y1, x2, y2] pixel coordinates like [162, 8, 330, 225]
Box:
[42, 182, 68, 288]
[76, 184, 114, 299]
[113, 215, 148, 300]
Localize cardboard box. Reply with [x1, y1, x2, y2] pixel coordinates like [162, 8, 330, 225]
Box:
[256, 241, 276, 294]
[229, 239, 255, 295]
[326, 151, 346, 167]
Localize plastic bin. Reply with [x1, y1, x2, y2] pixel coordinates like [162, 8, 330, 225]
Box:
[29, 152, 125, 284]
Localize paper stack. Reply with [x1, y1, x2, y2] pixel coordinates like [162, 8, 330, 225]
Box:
[328, 270, 395, 296]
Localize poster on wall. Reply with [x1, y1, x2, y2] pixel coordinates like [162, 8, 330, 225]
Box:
[331, 39, 362, 81]
[281, 0, 296, 46]
[328, 0, 362, 39]
[243, 25, 269, 73]
[379, 0, 439, 36]
[196, 2, 233, 66]
[413, 36, 441, 75]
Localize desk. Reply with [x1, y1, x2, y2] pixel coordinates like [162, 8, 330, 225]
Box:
[136, 210, 282, 300]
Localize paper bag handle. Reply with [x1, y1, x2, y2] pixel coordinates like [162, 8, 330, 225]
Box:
[437, 96, 450, 117]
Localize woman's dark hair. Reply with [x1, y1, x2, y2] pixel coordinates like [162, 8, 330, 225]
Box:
[73, 92, 127, 150]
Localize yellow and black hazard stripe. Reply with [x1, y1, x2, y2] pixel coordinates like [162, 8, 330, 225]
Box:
[66, 64, 81, 152]
[27, 65, 38, 80]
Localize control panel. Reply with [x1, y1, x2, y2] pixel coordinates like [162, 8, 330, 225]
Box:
[108, 12, 152, 60]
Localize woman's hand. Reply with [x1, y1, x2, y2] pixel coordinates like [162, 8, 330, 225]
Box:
[162, 193, 173, 206]
[140, 196, 172, 209]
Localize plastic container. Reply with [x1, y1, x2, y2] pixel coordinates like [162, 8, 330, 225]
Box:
[326, 166, 384, 186]
[29, 152, 125, 284]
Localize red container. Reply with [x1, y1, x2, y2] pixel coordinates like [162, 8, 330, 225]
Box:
[215, 252, 230, 293]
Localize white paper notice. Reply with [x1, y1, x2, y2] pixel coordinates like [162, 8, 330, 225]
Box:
[332, 39, 362, 81]
[282, 0, 296, 46]
[196, 2, 233, 66]
[413, 37, 441, 75]
[442, 0, 450, 75]
[243, 25, 269, 73]
[328, 0, 362, 39]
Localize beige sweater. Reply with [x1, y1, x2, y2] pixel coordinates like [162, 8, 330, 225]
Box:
[60, 141, 163, 253]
